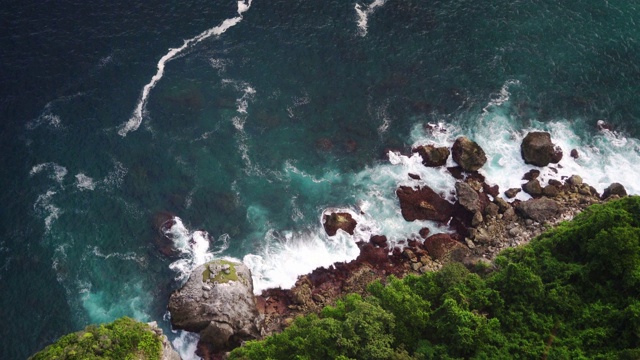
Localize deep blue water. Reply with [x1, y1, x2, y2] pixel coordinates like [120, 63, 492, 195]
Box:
[2, 1, 640, 358]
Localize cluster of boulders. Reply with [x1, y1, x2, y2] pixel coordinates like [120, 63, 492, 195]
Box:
[166, 129, 630, 359]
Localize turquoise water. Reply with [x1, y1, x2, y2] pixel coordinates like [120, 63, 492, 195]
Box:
[2, 1, 640, 358]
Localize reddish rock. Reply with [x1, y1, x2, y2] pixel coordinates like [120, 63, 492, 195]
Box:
[323, 212, 357, 236]
[424, 233, 468, 261]
[315, 138, 333, 151]
[412, 144, 450, 167]
[521, 131, 563, 166]
[369, 235, 388, 248]
[396, 186, 454, 223]
[419, 227, 431, 239]
[408, 173, 421, 180]
[570, 149, 579, 159]
[451, 137, 487, 172]
[447, 166, 465, 179]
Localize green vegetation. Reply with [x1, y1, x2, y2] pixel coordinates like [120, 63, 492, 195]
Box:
[29, 317, 162, 360]
[230, 196, 640, 359]
[202, 259, 240, 283]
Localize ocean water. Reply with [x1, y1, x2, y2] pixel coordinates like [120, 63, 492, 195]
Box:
[2, 0, 640, 358]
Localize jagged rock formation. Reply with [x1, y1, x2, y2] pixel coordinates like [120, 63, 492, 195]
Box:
[323, 212, 357, 236]
[451, 136, 487, 172]
[521, 131, 563, 166]
[168, 259, 262, 356]
[412, 144, 450, 167]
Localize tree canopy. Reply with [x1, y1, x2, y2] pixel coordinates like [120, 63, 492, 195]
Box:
[230, 196, 640, 359]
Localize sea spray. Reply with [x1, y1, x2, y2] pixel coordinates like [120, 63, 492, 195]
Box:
[120, 0, 254, 136]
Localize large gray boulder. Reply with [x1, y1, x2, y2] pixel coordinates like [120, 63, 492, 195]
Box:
[168, 259, 262, 353]
[521, 131, 563, 167]
[451, 137, 487, 172]
[456, 181, 481, 213]
[516, 198, 560, 222]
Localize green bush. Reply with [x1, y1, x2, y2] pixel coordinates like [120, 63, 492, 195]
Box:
[29, 317, 162, 360]
[230, 196, 640, 359]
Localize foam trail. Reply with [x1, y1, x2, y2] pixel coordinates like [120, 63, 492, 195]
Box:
[355, 0, 386, 36]
[119, 0, 254, 136]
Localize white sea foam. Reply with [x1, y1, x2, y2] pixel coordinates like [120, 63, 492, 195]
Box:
[119, 0, 254, 136]
[75, 173, 96, 191]
[30, 162, 68, 184]
[409, 81, 640, 199]
[165, 217, 230, 282]
[172, 331, 201, 360]
[103, 160, 128, 189]
[243, 227, 361, 294]
[91, 246, 147, 267]
[34, 190, 61, 232]
[355, 0, 387, 36]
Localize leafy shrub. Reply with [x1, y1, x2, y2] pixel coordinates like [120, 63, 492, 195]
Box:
[230, 196, 640, 359]
[29, 317, 162, 360]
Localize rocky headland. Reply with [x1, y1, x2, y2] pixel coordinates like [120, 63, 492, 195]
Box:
[166, 129, 629, 359]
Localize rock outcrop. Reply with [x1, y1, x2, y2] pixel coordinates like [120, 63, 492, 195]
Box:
[521, 131, 563, 166]
[413, 144, 450, 167]
[396, 185, 454, 223]
[323, 212, 357, 236]
[602, 183, 627, 199]
[148, 321, 182, 360]
[451, 137, 487, 172]
[168, 259, 262, 355]
[516, 198, 560, 222]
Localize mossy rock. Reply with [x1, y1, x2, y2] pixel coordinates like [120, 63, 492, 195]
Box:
[203, 259, 241, 284]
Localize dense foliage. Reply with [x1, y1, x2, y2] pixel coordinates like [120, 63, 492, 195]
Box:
[230, 196, 640, 359]
[29, 317, 162, 360]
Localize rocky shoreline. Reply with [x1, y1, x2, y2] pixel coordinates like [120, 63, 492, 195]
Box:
[166, 129, 629, 359]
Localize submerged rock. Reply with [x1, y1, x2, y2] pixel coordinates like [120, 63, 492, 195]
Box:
[451, 136, 487, 172]
[168, 259, 262, 354]
[323, 212, 357, 236]
[413, 144, 450, 167]
[521, 131, 563, 166]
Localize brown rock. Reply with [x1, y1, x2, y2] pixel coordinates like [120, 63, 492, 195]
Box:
[522, 179, 543, 196]
[369, 235, 388, 248]
[451, 137, 487, 172]
[505, 188, 521, 199]
[484, 203, 500, 218]
[542, 185, 560, 197]
[396, 186, 454, 223]
[602, 183, 627, 199]
[419, 227, 431, 239]
[408, 173, 421, 180]
[522, 169, 541, 181]
[447, 166, 464, 179]
[521, 131, 563, 166]
[323, 212, 357, 236]
[570, 149, 579, 159]
[516, 198, 560, 222]
[424, 233, 468, 261]
[412, 144, 450, 167]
